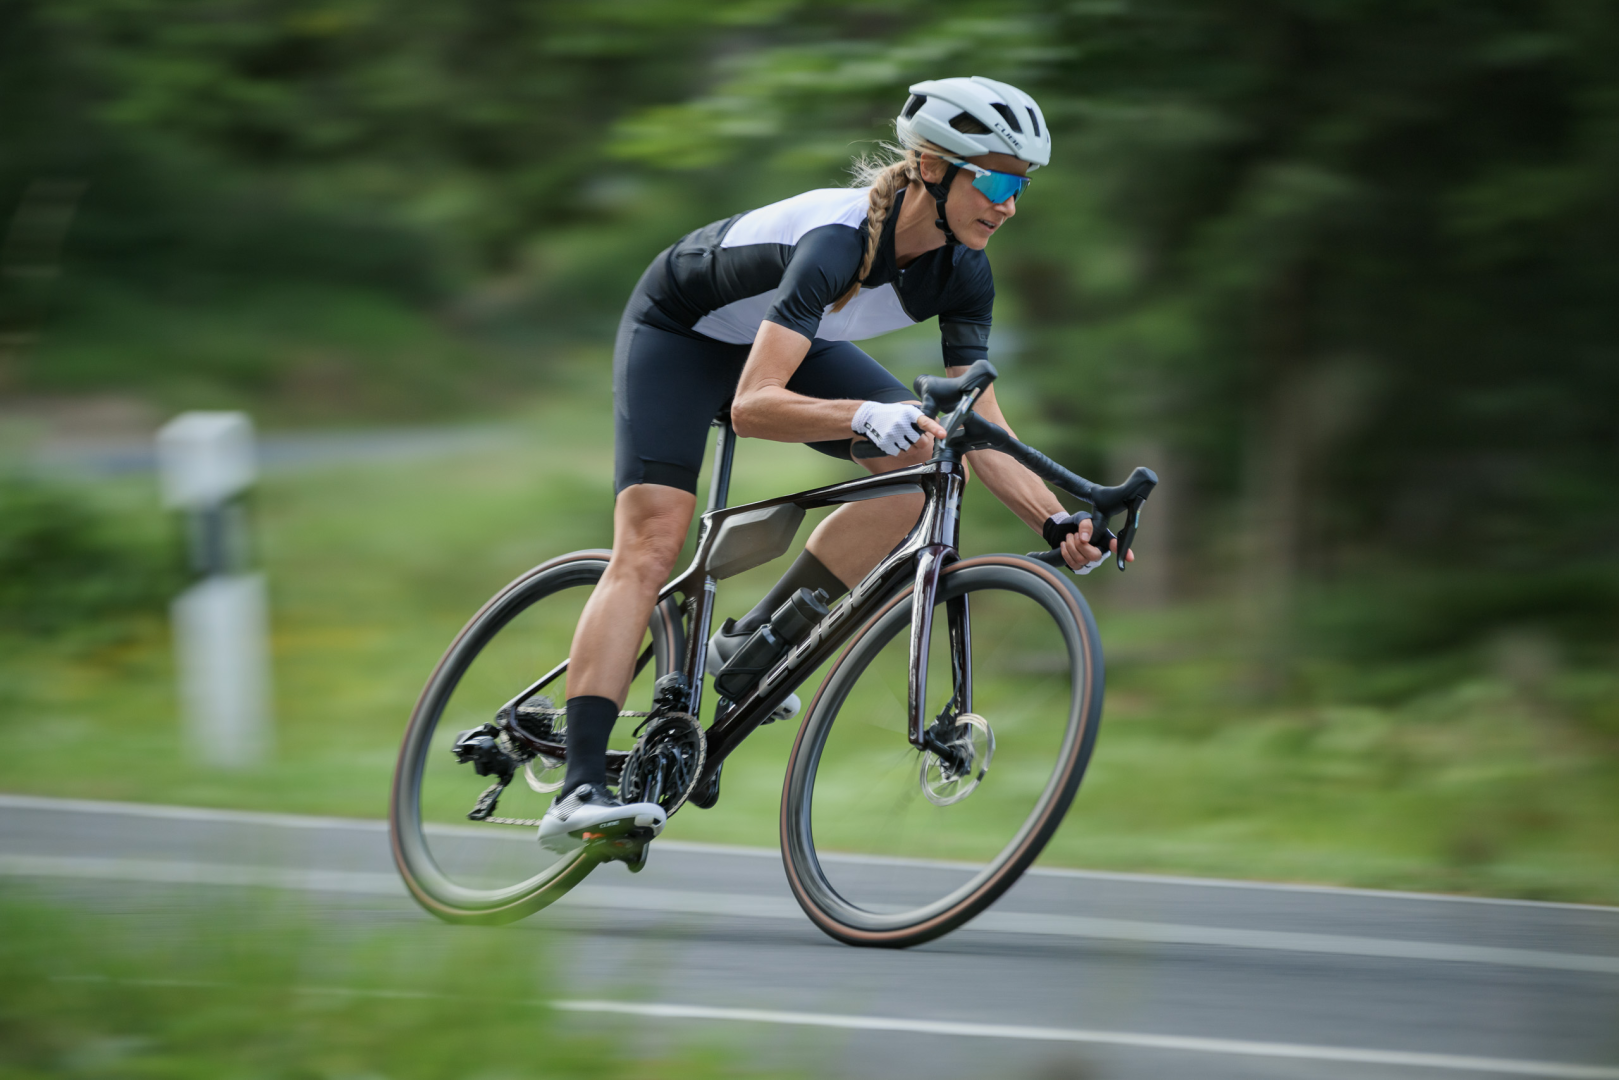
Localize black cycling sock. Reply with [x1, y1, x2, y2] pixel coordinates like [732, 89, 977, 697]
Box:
[561, 695, 618, 795]
[733, 550, 848, 635]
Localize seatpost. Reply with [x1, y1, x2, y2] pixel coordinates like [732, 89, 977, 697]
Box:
[708, 417, 736, 513]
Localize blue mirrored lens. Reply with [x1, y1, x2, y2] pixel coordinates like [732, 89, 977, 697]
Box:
[971, 171, 1029, 204]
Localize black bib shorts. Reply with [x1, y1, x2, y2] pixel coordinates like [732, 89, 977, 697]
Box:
[612, 267, 915, 495]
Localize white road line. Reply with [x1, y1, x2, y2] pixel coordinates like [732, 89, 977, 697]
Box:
[0, 854, 403, 895]
[41, 977, 1619, 1075]
[4, 791, 1616, 914]
[0, 792, 389, 833]
[556, 1000, 1619, 1079]
[4, 854, 1617, 976]
[45, 976, 1619, 1078]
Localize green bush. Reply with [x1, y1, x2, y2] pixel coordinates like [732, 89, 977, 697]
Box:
[0, 476, 179, 632]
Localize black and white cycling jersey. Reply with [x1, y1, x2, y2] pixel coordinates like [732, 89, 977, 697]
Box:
[637, 185, 994, 367]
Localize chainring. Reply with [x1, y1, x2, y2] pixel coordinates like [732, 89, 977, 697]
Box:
[618, 713, 707, 816]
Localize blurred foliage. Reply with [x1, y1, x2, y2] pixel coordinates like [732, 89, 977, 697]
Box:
[2, 0, 1615, 655]
[0, 474, 179, 631]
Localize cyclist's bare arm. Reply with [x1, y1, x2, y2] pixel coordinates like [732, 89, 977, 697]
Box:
[946, 365, 1131, 571]
[733, 321, 948, 443]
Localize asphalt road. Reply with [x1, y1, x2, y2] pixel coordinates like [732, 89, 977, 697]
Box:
[2, 793, 1616, 1080]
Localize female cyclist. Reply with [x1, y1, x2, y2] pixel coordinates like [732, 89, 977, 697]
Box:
[538, 76, 1129, 852]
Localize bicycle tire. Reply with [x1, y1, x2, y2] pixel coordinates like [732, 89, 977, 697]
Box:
[780, 555, 1104, 948]
[390, 549, 686, 925]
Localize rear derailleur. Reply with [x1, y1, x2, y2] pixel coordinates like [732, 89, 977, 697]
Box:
[450, 698, 557, 821]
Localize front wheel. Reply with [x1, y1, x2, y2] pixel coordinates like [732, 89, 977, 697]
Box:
[390, 550, 685, 925]
[780, 555, 1104, 948]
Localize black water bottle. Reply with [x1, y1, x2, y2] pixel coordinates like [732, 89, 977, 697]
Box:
[714, 587, 829, 701]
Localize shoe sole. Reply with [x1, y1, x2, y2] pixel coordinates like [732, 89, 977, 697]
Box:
[538, 812, 664, 854]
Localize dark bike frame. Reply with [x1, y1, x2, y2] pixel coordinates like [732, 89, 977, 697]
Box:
[499, 375, 1147, 794]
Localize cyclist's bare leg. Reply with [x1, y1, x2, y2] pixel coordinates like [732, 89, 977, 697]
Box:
[552, 482, 693, 799]
[805, 432, 936, 588]
[568, 482, 695, 705]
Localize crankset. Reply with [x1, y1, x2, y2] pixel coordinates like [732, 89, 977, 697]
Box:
[619, 712, 707, 816]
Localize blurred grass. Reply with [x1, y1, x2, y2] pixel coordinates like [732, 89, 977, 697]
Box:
[0, 344, 1614, 904]
[0, 889, 764, 1079]
[28, 280, 544, 425]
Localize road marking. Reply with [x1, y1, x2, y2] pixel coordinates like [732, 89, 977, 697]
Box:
[4, 792, 1616, 914]
[6, 790, 1612, 919]
[0, 792, 389, 833]
[4, 853, 1616, 976]
[45, 976, 1619, 1079]
[556, 1000, 1619, 1079]
[0, 854, 402, 896]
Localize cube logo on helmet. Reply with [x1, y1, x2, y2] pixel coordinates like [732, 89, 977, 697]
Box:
[895, 76, 1051, 169]
[894, 76, 1051, 245]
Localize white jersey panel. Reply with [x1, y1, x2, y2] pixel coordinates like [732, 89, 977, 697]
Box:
[691, 293, 777, 345]
[722, 187, 870, 249]
[816, 283, 915, 341]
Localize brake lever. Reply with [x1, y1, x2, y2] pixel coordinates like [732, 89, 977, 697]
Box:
[1112, 497, 1144, 571]
[1028, 512, 1119, 571]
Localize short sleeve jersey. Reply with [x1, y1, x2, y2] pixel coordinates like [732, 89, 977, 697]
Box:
[637, 186, 993, 367]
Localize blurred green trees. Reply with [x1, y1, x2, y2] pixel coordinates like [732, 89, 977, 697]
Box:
[3, 0, 1616, 663]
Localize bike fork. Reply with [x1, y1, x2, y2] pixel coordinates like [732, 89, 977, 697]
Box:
[906, 464, 970, 757]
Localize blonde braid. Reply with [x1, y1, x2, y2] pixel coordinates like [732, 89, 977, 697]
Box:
[830, 150, 921, 313]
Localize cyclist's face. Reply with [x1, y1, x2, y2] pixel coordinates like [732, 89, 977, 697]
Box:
[922, 151, 1027, 250]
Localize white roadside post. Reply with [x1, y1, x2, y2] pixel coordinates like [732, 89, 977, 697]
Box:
[157, 412, 273, 768]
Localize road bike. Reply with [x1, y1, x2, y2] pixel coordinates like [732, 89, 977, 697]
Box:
[389, 359, 1157, 948]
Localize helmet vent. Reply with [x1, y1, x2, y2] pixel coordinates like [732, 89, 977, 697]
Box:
[948, 112, 992, 135]
[1027, 107, 1041, 138]
[989, 102, 1023, 134]
[902, 94, 928, 120]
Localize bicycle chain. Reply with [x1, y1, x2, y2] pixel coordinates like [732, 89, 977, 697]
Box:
[480, 709, 686, 828]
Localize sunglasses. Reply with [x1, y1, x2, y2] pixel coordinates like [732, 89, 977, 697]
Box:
[946, 159, 1032, 205]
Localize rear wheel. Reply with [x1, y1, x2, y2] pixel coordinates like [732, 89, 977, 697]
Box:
[390, 550, 685, 924]
[780, 555, 1103, 948]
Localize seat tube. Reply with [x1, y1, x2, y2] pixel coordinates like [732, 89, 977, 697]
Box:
[708, 419, 736, 513]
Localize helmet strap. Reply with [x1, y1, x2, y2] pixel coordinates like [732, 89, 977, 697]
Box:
[924, 162, 964, 247]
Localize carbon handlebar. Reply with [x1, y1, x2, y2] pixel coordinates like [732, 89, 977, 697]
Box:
[847, 361, 1158, 571]
[851, 359, 1000, 460]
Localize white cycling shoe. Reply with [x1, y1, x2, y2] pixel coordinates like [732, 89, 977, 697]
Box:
[707, 620, 800, 722]
[537, 783, 665, 854]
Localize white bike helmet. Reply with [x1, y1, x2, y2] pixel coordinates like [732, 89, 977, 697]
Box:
[896, 76, 1051, 169]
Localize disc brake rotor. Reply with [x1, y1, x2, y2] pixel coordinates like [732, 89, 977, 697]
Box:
[920, 712, 995, 806]
[506, 697, 567, 793]
[522, 755, 565, 793]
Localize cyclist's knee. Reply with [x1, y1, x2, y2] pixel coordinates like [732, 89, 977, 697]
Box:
[612, 528, 683, 587]
[608, 485, 692, 590]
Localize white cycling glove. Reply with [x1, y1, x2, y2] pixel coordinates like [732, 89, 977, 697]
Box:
[1046, 512, 1106, 575]
[852, 400, 925, 456]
